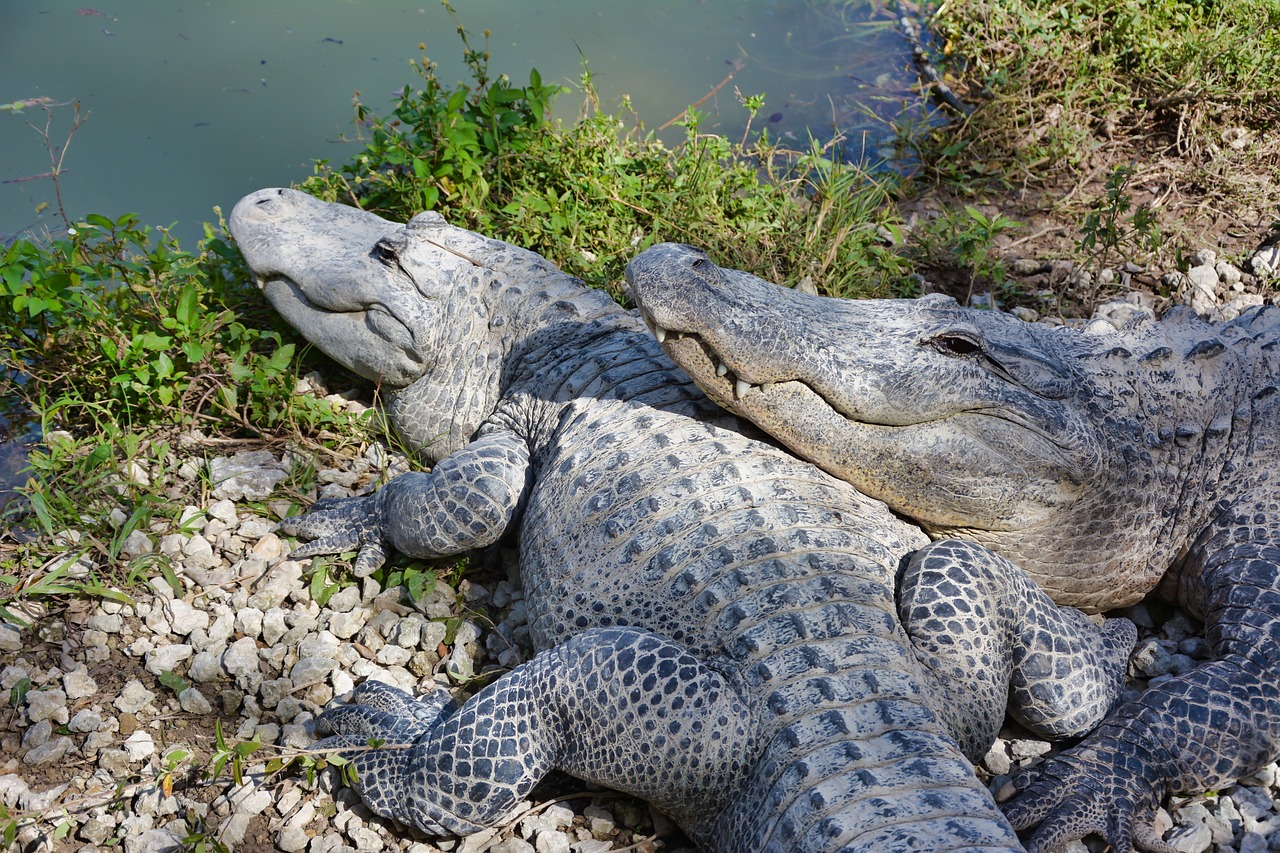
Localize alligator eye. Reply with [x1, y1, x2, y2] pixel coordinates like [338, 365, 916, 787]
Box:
[371, 240, 399, 266]
[931, 333, 984, 357]
[691, 257, 709, 270]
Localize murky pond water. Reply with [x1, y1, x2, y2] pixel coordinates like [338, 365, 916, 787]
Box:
[2, 0, 924, 246]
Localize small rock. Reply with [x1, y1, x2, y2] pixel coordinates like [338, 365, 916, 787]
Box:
[583, 805, 616, 838]
[277, 825, 310, 852]
[189, 650, 225, 683]
[145, 643, 194, 676]
[982, 739, 1012, 776]
[222, 637, 261, 677]
[26, 688, 69, 724]
[262, 608, 289, 645]
[68, 708, 104, 733]
[246, 560, 303, 611]
[87, 612, 125, 634]
[235, 607, 265, 639]
[165, 598, 211, 636]
[182, 534, 220, 570]
[79, 816, 115, 845]
[1008, 739, 1051, 759]
[1216, 260, 1243, 286]
[1168, 822, 1211, 853]
[1132, 637, 1176, 678]
[209, 450, 289, 501]
[62, 667, 98, 700]
[122, 730, 156, 761]
[119, 529, 154, 558]
[179, 687, 213, 714]
[0, 617, 22, 650]
[536, 831, 572, 853]
[291, 656, 337, 686]
[327, 609, 368, 640]
[571, 840, 614, 853]
[326, 585, 363, 614]
[1189, 248, 1217, 268]
[23, 735, 72, 766]
[347, 825, 386, 851]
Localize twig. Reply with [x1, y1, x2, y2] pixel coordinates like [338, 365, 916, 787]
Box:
[895, 3, 969, 117]
[659, 69, 740, 131]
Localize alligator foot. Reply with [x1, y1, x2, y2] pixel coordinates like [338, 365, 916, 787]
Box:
[313, 627, 755, 840]
[1001, 733, 1177, 853]
[900, 539, 1137, 758]
[315, 681, 460, 833]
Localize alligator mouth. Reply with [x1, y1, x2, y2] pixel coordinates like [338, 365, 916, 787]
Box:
[257, 273, 424, 374]
[638, 310, 792, 403]
[638, 309, 1069, 442]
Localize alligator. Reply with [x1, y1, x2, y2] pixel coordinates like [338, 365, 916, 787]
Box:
[228, 188, 1137, 852]
[624, 241, 1280, 853]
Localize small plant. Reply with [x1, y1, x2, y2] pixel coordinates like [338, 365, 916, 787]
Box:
[911, 205, 1022, 307]
[1077, 164, 1161, 290]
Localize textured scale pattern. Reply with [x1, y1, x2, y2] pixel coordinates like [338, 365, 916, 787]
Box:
[230, 189, 1135, 852]
[624, 241, 1280, 852]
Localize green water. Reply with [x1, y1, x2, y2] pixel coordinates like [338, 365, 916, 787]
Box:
[1, 0, 921, 247]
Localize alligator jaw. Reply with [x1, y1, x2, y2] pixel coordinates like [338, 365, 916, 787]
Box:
[639, 309, 779, 402]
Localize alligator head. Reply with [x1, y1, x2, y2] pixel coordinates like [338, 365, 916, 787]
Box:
[625, 243, 1248, 609]
[229, 189, 519, 460]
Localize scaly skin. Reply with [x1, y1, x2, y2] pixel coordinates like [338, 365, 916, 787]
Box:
[625, 241, 1280, 853]
[230, 189, 1134, 851]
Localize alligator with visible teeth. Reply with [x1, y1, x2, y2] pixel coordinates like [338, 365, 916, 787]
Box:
[228, 189, 1136, 851]
[625, 241, 1280, 853]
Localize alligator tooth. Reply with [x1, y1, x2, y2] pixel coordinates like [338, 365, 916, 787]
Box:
[735, 379, 752, 400]
[654, 325, 668, 344]
[760, 383, 774, 393]
[255, 276, 267, 290]
[716, 362, 729, 377]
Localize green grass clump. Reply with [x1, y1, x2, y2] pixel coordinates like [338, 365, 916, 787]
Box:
[916, 0, 1280, 189]
[301, 23, 913, 300]
[0, 213, 344, 437]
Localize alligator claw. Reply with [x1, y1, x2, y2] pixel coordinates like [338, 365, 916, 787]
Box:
[281, 494, 392, 575]
[1003, 745, 1171, 853]
[314, 681, 456, 834]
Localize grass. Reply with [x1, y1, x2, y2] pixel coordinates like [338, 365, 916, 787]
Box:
[907, 0, 1280, 223]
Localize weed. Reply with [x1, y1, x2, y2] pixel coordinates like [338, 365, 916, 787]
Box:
[913, 0, 1280, 225]
[910, 204, 1023, 306]
[1077, 164, 1162, 287]
[303, 25, 913, 300]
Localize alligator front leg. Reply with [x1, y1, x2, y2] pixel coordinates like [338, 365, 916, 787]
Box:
[283, 430, 531, 576]
[315, 627, 755, 840]
[899, 539, 1136, 760]
[1003, 538, 1280, 853]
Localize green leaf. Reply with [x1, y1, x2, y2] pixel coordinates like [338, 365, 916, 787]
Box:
[158, 670, 189, 696]
[175, 283, 199, 328]
[154, 351, 174, 380]
[8, 677, 31, 709]
[182, 341, 206, 363]
[266, 343, 295, 373]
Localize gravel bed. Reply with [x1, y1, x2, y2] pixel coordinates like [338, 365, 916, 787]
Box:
[2, 245, 1278, 852]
